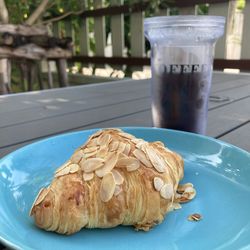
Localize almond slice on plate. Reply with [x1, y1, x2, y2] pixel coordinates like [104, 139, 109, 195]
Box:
[100, 172, 116, 202]
[111, 169, 124, 185]
[54, 160, 70, 174]
[114, 185, 122, 196]
[55, 165, 71, 177]
[69, 164, 80, 173]
[153, 177, 164, 191]
[71, 150, 84, 164]
[83, 172, 94, 181]
[95, 152, 118, 177]
[145, 146, 166, 173]
[132, 149, 152, 168]
[80, 158, 104, 173]
[97, 133, 111, 146]
[109, 140, 119, 152]
[160, 183, 174, 200]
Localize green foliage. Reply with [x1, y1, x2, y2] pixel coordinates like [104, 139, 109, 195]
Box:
[197, 4, 209, 15]
[5, 0, 83, 24]
[237, 0, 245, 10]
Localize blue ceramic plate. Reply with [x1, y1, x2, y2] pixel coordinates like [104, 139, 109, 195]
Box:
[0, 127, 250, 250]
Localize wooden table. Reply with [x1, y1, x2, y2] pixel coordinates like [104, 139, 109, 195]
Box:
[0, 71, 250, 160]
[0, 71, 250, 249]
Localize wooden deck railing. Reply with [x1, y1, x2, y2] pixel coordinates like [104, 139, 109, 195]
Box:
[48, 0, 250, 72]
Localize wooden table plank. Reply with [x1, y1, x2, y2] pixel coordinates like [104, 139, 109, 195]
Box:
[0, 98, 150, 148]
[3, 71, 249, 114]
[209, 84, 250, 109]
[0, 79, 148, 109]
[218, 122, 250, 152]
[0, 89, 150, 128]
[207, 97, 250, 138]
[1, 72, 250, 158]
[0, 110, 152, 158]
[2, 73, 250, 129]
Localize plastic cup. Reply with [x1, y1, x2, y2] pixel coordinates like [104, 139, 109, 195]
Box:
[144, 15, 225, 134]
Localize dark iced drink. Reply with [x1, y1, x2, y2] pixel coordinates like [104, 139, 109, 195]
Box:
[152, 64, 212, 134]
[144, 16, 225, 134]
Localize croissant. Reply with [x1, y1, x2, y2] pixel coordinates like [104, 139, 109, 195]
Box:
[30, 128, 194, 235]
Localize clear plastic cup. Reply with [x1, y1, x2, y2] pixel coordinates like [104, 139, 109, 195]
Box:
[144, 15, 225, 134]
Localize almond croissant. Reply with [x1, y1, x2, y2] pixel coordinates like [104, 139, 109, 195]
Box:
[30, 128, 188, 235]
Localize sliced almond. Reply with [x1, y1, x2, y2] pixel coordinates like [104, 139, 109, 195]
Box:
[118, 132, 135, 140]
[172, 202, 182, 210]
[83, 150, 97, 159]
[160, 183, 174, 200]
[55, 160, 70, 174]
[117, 157, 139, 167]
[71, 150, 84, 164]
[69, 163, 79, 173]
[117, 142, 126, 153]
[177, 183, 194, 194]
[34, 188, 50, 206]
[153, 141, 165, 147]
[109, 140, 119, 151]
[126, 159, 140, 172]
[83, 172, 94, 181]
[111, 169, 124, 185]
[123, 143, 131, 156]
[145, 146, 166, 173]
[97, 133, 111, 146]
[95, 152, 119, 177]
[185, 186, 196, 200]
[80, 158, 104, 173]
[96, 146, 108, 158]
[55, 165, 70, 177]
[83, 146, 99, 153]
[118, 152, 127, 159]
[103, 128, 122, 133]
[132, 138, 144, 144]
[114, 185, 122, 196]
[175, 195, 190, 203]
[100, 172, 116, 202]
[176, 185, 196, 202]
[153, 177, 164, 191]
[135, 141, 146, 150]
[86, 138, 98, 147]
[90, 130, 103, 139]
[132, 149, 152, 168]
[188, 213, 202, 221]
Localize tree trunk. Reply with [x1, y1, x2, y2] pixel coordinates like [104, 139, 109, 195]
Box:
[25, 0, 50, 26]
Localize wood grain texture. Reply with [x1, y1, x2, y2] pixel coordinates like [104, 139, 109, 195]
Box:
[218, 122, 250, 152]
[0, 72, 249, 157]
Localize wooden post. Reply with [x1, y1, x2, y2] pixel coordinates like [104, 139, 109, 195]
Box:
[6, 58, 11, 93]
[130, 0, 145, 73]
[79, 0, 89, 56]
[47, 60, 53, 88]
[241, 0, 250, 59]
[37, 61, 45, 90]
[56, 58, 69, 87]
[94, 0, 106, 57]
[111, 0, 124, 57]
[20, 61, 27, 91]
[27, 60, 36, 91]
[209, 2, 229, 59]
[0, 73, 8, 94]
